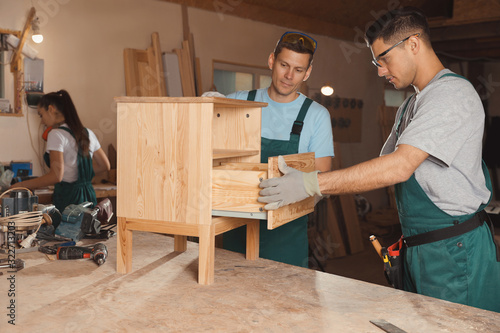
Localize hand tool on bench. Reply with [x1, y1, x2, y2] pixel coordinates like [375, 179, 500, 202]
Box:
[370, 319, 407, 333]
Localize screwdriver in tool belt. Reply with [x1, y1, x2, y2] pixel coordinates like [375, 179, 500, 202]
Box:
[370, 235, 383, 259]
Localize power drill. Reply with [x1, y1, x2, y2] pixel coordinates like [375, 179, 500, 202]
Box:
[56, 243, 108, 266]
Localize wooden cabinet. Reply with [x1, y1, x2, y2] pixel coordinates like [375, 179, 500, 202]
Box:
[115, 97, 315, 284]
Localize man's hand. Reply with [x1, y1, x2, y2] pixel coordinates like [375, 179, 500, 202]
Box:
[258, 156, 321, 210]
[201, 91, 226, 98]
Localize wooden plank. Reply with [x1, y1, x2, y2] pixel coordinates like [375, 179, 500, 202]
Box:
[198, 224, 215, 285]
[174, 235, 187, 252]
[267, 153, 315, 230]
[115, 96, 267, 108]
[116, 217, 132, 274]
[123, 33, 166, 97]
[213, 149, 260, 160]
[195, 57, 203, 96]
[10, 7, 35, 72]
[183, 40, 197, 96]
[174, 48, 194, 97]
[174, 43, 196, 97]
[123, 48, 147, 96]
[332, 143, 364, 254]
[212, 169, 266, 212]
[246, 220, 259, 260]
[324, 197, 347, 257]
[151, 32, 167, 96]
[181, 4, 190, 41]
[213, 216, 249, 235]
[216, 162, 267, 171]
[158, 0, 354, 41]
[451, 0, 500, 23]
[125, 218, 200, 236]
[122, 49, 137, 96]
[339, 195, 364, 254]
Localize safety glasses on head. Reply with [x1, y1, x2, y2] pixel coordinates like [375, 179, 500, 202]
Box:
[277, 31, 317, 54]
[372, 33, 420, 68]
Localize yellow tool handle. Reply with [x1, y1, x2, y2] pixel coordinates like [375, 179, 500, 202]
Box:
[369, 235, 383, 259]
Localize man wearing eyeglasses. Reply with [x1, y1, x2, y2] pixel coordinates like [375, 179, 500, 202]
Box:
[258, 7, 500, 312]
[220, 31, 334, 268]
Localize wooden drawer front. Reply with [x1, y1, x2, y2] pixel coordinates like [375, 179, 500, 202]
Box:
[212, 152, 316, 230]
[212, 169, 267, 213]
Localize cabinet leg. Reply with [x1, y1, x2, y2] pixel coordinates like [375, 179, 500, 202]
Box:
[117, 217, 132, 274]
[174, 235, 187, 252]
[198, 224, 215, 285]
[246, 220, 259, 260]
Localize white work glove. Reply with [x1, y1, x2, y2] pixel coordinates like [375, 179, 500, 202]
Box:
[201, 91, 226, 98]
[258, 156, 321, 210]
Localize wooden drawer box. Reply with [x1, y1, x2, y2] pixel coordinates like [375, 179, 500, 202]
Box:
[115, 97, 314, 284]
[212, 153, 315, 230]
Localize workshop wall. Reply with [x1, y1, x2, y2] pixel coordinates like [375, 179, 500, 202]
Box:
[484, 63, 500, 118]
[0, 0, 388, 208]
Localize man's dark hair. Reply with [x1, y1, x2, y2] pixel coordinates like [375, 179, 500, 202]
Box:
[365, 7, 431, 46]
[274, 41, 314, 67]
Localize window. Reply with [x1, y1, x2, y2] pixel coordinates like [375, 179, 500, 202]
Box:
[213, 61, 271, 96]
[384, 84, 413, 107]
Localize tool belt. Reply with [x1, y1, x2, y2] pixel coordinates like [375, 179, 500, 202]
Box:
[382, 237, 405, 290]
[403, 210, 489, 247]
[383, 209, 500, 290]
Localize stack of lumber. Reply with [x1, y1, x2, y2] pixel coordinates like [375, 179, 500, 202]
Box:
[123, 31, 202, 97]
[123, 32, 167, 97]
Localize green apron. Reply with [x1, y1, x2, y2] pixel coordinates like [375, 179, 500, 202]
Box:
[223, 90, 313, 267]
[395, 73, 500, 312]
[44, 127, 97, 213]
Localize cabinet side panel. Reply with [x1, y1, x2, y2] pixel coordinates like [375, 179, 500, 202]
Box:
[117, 103, 140, 217]
[117, 102, 212, 225]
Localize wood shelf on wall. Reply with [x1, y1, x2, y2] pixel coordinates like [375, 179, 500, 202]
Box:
[1, 7, 37, 117]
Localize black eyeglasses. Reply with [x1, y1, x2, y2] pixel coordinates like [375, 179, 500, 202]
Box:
[277, 31, 317, 54]
[372, 33, 420, 67]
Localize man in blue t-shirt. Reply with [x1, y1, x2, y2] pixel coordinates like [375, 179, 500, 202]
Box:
[218, 32, 334, 267]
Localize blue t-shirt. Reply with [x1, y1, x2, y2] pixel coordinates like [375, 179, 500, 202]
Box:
[227, 88, 334, 158]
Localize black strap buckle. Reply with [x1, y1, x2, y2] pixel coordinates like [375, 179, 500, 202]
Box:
[291, 120, 304, 135]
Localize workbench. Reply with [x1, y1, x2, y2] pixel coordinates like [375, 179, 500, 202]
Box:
[34, 183, 117, 204]
[1, 232, 498, 332]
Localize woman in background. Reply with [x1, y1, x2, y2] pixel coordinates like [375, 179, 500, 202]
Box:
[11, 90, 110, 212]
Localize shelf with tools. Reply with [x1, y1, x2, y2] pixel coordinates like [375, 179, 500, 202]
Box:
[115, 96, 315, 284]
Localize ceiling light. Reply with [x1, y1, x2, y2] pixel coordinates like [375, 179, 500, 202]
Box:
[321, 83, 334, 96]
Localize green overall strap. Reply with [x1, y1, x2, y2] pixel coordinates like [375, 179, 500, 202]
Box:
[247, 90, 257, 101]
[52, 127, 97, 212]
[396, 94, 415, 140]
[290, 98, 313, 139]
[440, 73, 468, 81]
